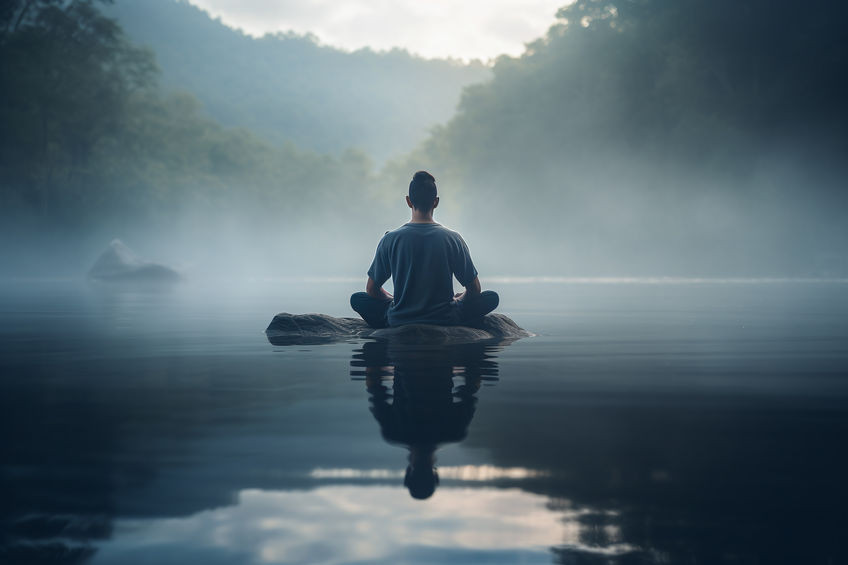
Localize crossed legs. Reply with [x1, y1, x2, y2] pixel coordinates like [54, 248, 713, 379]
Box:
[350, 290, 499, 329]
[350, 292, 391, 329]
[455, 290, 499, 325]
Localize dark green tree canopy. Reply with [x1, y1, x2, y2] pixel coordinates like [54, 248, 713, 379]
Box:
[391, 0, 848, 275]
[0, 0, 157, 213]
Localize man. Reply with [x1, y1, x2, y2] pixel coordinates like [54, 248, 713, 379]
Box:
[350, 171, 499, 328]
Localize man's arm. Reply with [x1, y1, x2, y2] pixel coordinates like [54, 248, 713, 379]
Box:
[454, 276, 481, 302]
[366, 276, 393, 301]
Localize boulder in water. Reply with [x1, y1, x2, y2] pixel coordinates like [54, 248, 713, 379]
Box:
[265, 312, 531, 345]
[88, 239, 180, 282]
[265, 313, 372, 345]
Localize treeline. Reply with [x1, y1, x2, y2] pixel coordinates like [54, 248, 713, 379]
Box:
[391, 0, 848, 275]
[0, 0, 378, 237]
[2, 0, 847, 276]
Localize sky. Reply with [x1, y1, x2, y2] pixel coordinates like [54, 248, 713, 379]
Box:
[96, 486, 634, 564]
[187, 0, 569, 61]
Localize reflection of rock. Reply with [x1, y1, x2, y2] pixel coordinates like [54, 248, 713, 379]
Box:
[371, 314, 530, 344]
[266, 313, 531, 346]
[88, 240, 179, 282]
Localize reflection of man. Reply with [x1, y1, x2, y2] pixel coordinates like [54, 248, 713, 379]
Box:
[353, 340, 497, 499]
[351, 171, 498, 328]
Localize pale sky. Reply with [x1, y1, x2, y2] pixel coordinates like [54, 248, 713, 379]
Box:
[187, 0, 570, 62]
[100, 485, 635, 563]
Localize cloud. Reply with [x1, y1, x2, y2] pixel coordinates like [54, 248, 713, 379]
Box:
[94, 486, 637, 564]
[187, 0, 570, 61]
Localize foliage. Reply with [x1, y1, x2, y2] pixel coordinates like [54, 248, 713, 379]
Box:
[0, 0, 156, 218]
[390, 0, 848, 275]
[0, 0, 378, 237]
[2, 0, 847, 276]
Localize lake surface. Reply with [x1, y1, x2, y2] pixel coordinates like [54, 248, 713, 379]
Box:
[1, 279, 847, 564]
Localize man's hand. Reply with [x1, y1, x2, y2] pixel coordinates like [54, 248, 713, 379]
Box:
[453, 291, 466, 302]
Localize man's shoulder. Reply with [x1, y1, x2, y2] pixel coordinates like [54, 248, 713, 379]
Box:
[379, 224, 407, 241]
[393, 222, 462, 236]
[381, 223, 464, 245]
[432, 224, 466, 244]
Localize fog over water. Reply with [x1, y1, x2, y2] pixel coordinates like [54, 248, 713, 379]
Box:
[3, 3, 848, 564]
[1, 0, 846, 281]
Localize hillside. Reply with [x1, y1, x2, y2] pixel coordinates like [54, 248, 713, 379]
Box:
[4, 0, 847, 277]
[108, 0, 491, 163]
[0, 0, 386, 275]
[393, 0, 848, 276]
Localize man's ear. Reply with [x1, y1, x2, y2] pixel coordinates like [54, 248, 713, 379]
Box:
[406, 195, 413, 209]
[432, 197, 439, 209]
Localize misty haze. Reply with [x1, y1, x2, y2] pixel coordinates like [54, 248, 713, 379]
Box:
[1, 1, 847, 564]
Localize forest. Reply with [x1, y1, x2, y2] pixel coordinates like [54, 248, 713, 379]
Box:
[1, 0, 846, 276]
[0, 0, 391, 274]
[392, 0, 848, 275]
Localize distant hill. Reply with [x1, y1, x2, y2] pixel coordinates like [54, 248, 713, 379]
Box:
[108, 0, 491, 163]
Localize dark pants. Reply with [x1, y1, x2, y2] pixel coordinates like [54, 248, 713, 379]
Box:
[350, 291, 499, 329]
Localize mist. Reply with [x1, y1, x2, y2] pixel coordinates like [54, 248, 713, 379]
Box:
[4, 3, 848, 563]
[1, 0, 846, 282]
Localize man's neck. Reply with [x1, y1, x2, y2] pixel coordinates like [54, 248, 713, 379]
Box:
[409, 210, 436, 223]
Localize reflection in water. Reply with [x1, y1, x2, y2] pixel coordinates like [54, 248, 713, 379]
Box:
[350, 339, 502, 499]
[3, 282, 848, 563]
[92, 486, 635, 564]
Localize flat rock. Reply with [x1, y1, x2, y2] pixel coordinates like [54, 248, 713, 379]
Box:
[265, 313, 372, 345]
[265, 312, 531, 345]
[88, 239, 180, 282]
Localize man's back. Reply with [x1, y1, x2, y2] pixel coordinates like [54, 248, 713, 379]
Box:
[350, 170, 498, 329]
[368, 223, 477, 327]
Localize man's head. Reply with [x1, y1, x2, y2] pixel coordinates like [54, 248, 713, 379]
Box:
[404, 463, 439, 500]
[407, 170, 438, 213]
[405, 445, 439, 500]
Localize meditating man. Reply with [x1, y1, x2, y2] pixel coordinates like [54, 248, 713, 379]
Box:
[351, 171, 499, 328]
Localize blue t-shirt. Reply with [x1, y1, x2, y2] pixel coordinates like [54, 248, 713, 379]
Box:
[368, 223, 478, 327]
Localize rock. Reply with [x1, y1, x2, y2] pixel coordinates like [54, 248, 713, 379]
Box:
[88, 240, 180, 282]
[265, 313, 372, 345]
[265, 312, 532, 346]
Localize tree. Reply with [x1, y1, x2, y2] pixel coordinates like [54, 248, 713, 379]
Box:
[386, 0, 848, 275]
[0, 0, 156, 217]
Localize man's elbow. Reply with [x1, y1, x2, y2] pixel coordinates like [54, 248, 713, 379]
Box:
[366, 277, 382, 299]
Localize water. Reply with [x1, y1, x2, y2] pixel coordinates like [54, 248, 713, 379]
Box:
[1, 279, 847, 564]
